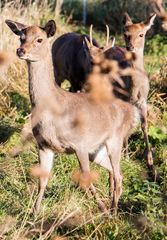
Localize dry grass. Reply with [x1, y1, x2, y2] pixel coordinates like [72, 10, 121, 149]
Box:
[0, 0, 76, 118]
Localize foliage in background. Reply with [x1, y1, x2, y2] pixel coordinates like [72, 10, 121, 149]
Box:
[62, 0, 167, 33]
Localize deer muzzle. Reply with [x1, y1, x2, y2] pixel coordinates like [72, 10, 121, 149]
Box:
[16, 47, 26, 58]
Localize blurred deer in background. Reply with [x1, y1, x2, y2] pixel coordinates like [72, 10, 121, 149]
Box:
[6, 19, 139, 215]
[152, 0, 167, 31]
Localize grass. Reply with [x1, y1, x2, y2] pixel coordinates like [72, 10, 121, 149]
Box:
[0, 1, 167, 239]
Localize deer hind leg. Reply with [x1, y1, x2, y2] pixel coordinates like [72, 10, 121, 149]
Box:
[76, 151, 108, 214]
[90, 146, 113, 197]
[109, 171, 114, 198]
[140, 103, 155, 177]
[89, 184, 109, 215]
[111, 163, 122, 216]
[34, 148, 54, 213]
[75, 151, 93, 189]
[106, 138, 123, 215]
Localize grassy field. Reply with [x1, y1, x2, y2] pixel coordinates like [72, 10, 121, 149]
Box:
[0, 1, 167, 239]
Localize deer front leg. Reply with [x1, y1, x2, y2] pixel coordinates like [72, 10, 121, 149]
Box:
[34, 148, 54, 213]
[140, 104, 156, 179]
[75, 151, 108, 214]
[90, 145, 114, 204]
[89, 184, 109, 215]
[111, 164, 122, 216]
[106, 138, 123, 215]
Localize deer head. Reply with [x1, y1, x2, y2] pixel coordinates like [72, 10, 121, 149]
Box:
[5, 20, 56, 61]
[84, 25, 103, 62]
[123, 13, 156, 52]
[84, 25, 115, 63]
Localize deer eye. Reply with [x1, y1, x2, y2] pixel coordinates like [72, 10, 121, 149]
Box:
[139, 34, 144, 37]
[37, 38, 43, 43]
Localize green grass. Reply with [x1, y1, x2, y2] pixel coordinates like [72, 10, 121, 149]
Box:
[0, 108, 166, 239]
[0, 2, 167, 239]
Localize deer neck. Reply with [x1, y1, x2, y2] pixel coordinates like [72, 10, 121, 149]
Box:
[132, 48, 144, 71]
[27, 46, 60, 108]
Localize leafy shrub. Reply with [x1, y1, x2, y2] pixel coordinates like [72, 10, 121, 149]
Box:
[145, 34, 167, 56]
[148, 125, 167, 143]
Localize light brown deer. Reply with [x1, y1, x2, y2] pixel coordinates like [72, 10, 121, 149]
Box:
[152, 0, 167, 31]
[85, 13, 156, 176]
[122, 13, 156, 175]
[6, 19, 139, 215]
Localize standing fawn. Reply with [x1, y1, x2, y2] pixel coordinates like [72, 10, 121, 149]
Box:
[6, 19, 139, 214]
[95, 13, 156, 176]
[122, 13, 156, 174]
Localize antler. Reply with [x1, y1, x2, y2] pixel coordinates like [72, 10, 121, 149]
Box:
[89, 24, 93, 46]
[106, 25, 110, 47]
[111, 37, 115, 48]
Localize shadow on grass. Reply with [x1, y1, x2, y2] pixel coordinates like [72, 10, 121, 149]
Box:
[119, 198, 146, 215]
[9, 91, 30, 117]
[0, 119, 16, 144]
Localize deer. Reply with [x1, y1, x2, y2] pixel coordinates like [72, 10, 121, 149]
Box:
[122, 12, 156, 176]
[85, 13, 156, 176]
[5, 19, 139, 215]
[52, 25, 114, 92]
[151, 0, 167, 31]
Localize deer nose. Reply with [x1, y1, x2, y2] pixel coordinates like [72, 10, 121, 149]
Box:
[16, 48, 26, 57]
[127, 44, 134, 51]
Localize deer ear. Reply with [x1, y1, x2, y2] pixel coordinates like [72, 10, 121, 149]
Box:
[144, 14, 156, 30]
[123, 12, 133, 26]
[5, 19, 27, 36]
[44, 20, 56, 37]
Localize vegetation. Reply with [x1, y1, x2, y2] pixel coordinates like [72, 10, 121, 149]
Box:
[0, 1, 167, 239]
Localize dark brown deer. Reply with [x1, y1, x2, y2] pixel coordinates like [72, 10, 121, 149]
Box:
[51, 26, 99, 92]
[52, 25, 114, 92]
[6, 19, 139, 215]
